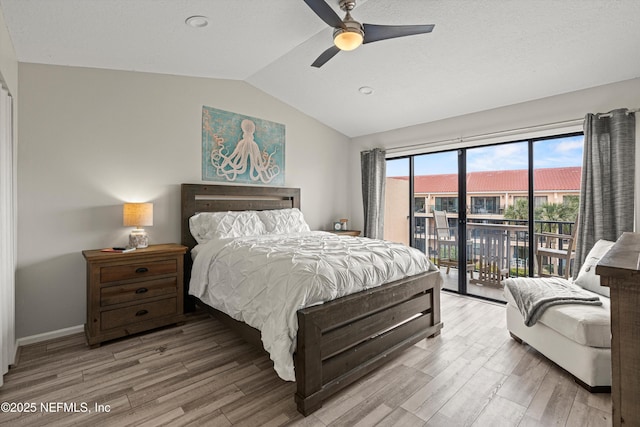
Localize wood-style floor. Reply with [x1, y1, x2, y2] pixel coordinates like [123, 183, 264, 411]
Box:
[0, 292, 611, 427]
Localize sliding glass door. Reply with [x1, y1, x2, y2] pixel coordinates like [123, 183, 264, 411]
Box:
[413, 151, 459, 293]
[533, 135, 583, 279]
[385, 133, 583, 303]
[466, 142, 529, 301]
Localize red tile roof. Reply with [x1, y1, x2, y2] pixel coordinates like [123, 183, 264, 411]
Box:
[390, 167, 581, 193]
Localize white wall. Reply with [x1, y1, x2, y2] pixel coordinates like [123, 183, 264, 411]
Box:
[16, 63, 351, 338]
[349, 78, 640, 231]
[0, 4, 17, 383]
[0, 6, 16, 94]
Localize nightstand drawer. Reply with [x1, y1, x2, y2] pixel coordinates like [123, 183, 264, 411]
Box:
[100, 277, 177, 307]
[101, 297, 177, 330]
[100, 259, 177, 283]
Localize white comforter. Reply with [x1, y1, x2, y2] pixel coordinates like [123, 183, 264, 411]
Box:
[189, 231, 439, 381]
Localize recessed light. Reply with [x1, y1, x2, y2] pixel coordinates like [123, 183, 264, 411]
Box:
[359, 86, 374, 95]
[185, 16, 209, 28]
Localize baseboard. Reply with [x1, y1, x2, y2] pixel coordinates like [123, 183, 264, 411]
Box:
[16, 324, 85, 347]
[11, 341, 19, 366]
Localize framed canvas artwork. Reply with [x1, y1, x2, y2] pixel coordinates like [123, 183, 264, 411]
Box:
[202, 106, 285, 185]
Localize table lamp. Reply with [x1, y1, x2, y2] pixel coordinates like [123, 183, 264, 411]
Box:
[123, 202, 153, 248]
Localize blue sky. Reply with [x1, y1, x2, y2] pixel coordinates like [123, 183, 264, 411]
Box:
[386, 134, 584, 177]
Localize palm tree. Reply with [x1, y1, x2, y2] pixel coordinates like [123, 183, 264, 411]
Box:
[535, 202, 575, 232]
[505, 199, 578, 232]
[504, 198, 529, 220]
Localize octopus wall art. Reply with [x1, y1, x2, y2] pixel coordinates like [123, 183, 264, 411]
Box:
[202, 106, 285, 185]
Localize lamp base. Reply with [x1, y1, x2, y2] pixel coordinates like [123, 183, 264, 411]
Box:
[129, 229, 149, 248]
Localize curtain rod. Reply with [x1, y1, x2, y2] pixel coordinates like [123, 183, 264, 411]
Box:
[386, 107, 639, 155]
[596, 107, 640, 118]
[385, 117, 583, 155]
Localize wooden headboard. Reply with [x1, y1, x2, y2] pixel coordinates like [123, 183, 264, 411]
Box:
[181, 184, 301, 250]
[181, 183, 300, 312]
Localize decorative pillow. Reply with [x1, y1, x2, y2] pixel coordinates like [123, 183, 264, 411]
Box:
[574, 239, 615, 297]
[257, 208, 310, 234]
[189, 211, 266, 244]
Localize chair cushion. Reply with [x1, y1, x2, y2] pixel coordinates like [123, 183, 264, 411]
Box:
[574, 239, 615, 297]
[504, 280, 610, 348]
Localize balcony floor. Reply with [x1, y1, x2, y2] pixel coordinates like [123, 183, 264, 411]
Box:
[439, 266, 507, 302]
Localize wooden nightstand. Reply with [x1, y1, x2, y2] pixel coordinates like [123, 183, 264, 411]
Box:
[326, 230, 361, 236]
[83, 243, 188, 347]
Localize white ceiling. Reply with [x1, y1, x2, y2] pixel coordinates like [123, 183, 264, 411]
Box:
[2, 0, 640, 137]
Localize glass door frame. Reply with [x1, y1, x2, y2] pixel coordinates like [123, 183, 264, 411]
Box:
[457, 149, 468, 295]
[390, 131, 583, 302]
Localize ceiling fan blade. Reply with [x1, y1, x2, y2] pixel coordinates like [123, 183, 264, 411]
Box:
[311, 45, 341, 68]
[303, 0, 346, 29]
[363, 23, 435, 44]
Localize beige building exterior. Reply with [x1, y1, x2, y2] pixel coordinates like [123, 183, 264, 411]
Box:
[383, 176, 410, 245]
[384, 166, 581, 244]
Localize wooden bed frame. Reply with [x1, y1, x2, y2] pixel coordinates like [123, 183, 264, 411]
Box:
[181, 183, 443, 415]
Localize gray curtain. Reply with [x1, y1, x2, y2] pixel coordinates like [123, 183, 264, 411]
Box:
[361, 148, 386, 239]
[574, 108, 635, 277]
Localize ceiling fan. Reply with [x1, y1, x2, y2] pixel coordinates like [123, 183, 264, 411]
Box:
[303, 0, 435, 68]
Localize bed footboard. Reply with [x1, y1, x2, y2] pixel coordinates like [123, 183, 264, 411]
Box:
[294, 270, 442, 415]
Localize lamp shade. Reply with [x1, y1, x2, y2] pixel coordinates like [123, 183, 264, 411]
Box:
[123, 203, 153, 227]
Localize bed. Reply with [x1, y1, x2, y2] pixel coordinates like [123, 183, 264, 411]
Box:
[181, 183, 443, 415]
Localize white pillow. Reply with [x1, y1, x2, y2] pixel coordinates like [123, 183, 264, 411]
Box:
[574, 239, 615, 297]
[189, 211, 266, 244]
[257, 208, 310, 234]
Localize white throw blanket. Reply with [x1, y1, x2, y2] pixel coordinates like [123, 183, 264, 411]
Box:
[189, 231, 439, 381]
[505, 277, 603, 327]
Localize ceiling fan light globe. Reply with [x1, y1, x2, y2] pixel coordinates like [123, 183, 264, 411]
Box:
[334, 31, 363, 51]
[333, 29, 363, 51]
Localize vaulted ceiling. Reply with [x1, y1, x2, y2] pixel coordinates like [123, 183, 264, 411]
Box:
[2, 0, 639, 137]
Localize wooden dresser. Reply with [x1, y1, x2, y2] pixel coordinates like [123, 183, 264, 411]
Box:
[596, 232, 640, 427]
[83, 243, 188, 347]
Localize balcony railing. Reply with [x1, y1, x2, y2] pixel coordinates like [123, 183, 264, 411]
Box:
[414, 216, 576, 285]
[425, 204, 508, 215]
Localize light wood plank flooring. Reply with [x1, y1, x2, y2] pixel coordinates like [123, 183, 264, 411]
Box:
[0, 293, 611, 426]
[440, 267, 507, 302]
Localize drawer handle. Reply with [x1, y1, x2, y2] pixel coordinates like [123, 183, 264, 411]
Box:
[135, 309, 149, 317]
[135, 287, 148, 294]
[135, 267, 149, 274]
